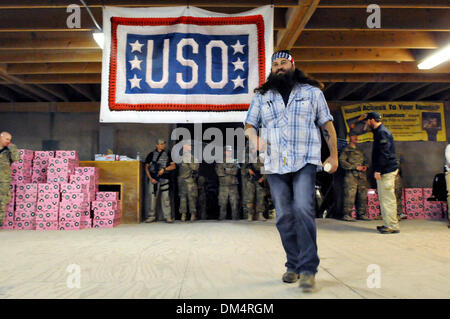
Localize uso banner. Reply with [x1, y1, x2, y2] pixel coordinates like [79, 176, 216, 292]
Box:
[100, 6, 273, 123]
[341, 102, 447, 142]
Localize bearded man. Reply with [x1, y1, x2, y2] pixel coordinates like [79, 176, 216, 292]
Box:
[244, 50, 338, 292]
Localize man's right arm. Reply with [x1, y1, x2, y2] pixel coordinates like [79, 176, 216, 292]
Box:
[445, 144, 450, 169]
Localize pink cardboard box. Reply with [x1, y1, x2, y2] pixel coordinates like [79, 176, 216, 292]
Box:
[18, 149, 34, 160]
[14, 220, 36, 230]
[36, 220, 58, 230]
[15, 202, 36, 212]
[405, 203, 425, 219]
[422, 188, 433, 200]
[423, 201, 443, 219]
[404, 188, 424, 204]
[93, 210, 116, 220]
[14, 211, 36, 221]
[38, 183, 60, 193]
[55, 150, 79, 160]
[80, 220, 92, 229]
[91, 200, 117, 210]
[15, 192, 37, 202]
[75, 166, 99, 176]
[34, 151, 55, 160]
[59, 210, 82, 220]
[96, 192, 119, 201]
[1, 220, 15, 230]
[36, 211, 59, 220]
[38, 192, 60, 201]
[16, 183, 38, 193]
[59, 220, 81, 230]
[93, 218, 121, 228]
[61, 192, 85, 202]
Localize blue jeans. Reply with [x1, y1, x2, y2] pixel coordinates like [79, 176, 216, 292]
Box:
[266, 164, 320, 275]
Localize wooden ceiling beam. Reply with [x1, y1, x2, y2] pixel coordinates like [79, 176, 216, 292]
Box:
[0, 86, 17, 102]
[36, 84, 69, 101]
[7, 63, 102, 75]
[0, 101, 100, 113]
[412, 83, 450, 100]
[0, 50, 102, 63]
[386, 83, 430, 100]
[0, 0, 299, 9]
[0, 7, 287, 31]
[296, 61, 450, 73]
[291, 48, 415, 62]
[306, 8, 450, 31]
[0, 69, 57, 101]
[276, 0, 320, 50]
[335, 83, 366, 100]
[313, 73, 450, 82]
[293, 31, 439, 49]
[5, 84, 42, 101]
[18, 74, 101, 84]
[68, 84, 97, 101]
[0, 32, 97, 50]
[362, 83, 400, 100]
[318, 0, 450, 9]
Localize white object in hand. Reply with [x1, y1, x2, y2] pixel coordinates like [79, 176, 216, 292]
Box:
[324, 163, 332, 172]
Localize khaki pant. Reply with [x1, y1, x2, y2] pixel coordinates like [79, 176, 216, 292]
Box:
[149, 181, 171, 220]
[376, 169, 399, 231]
[446, 172, 450, 221]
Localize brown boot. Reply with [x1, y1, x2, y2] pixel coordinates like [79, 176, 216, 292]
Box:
[256, 213, 266, 221]
[299, 273, 315, 292]
[181, 213, 186, 222]
[282, 271, 299, 283]
[190, 214, 196, 222]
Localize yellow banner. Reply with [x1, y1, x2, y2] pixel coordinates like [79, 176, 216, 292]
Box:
[341, 102, 446, 142]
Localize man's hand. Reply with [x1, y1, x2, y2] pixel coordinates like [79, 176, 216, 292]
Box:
[150, 177, 158, 184]
[323, 156, 338, 174]
[362, 166, 368, 172]
[258, 177, 264, 184]
[374, 172, 382, 180]
[158, 168, 165, 176]
[249, 169, 256, 176]
[249, 136, 268, 153]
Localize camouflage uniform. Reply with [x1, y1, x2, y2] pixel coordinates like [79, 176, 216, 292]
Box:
[215, 162, 240, 220]
[0, 144, 20, 223]
[178, 153, 199, 221]
[244, 158, 266, 221]
[197, 175, 208, 220]
[395, 158, 406, 219]
[339, 144, 369, 219]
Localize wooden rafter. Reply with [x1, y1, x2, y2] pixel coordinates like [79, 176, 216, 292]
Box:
[386, 83, 430, 100]
[68, 84, 96, 101]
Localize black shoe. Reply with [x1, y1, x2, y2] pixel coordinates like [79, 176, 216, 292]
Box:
[357, 215, 371, 221]
[376, 225, 386, 230]
[378, 227, 400, 234]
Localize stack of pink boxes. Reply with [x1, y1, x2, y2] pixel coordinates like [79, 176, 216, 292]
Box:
[404, 188, 425, 219]
[2, 148, 122, 231]
[422, 188, 444, 219]
[92, 192, 122, 228]
[36, 183, 60, 230]
[366, 189, 381, 219]
[2, 184, 15, 230]
[31, 151, 54, 183]
[14, 183, 37, 230]
[11, 149, 33, 183]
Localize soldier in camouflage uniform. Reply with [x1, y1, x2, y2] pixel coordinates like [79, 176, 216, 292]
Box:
[244, 149, 267, 221]
[395, 156, 407, 221]
[197, 174, 208, 220]
[177, 141, 199, 222]
[339, 131, 371, 221]
[144, 139, 176, 223]
[241, 141, 251, 220]
[0, 132, 20, 226]
[215, 145, 240, 220]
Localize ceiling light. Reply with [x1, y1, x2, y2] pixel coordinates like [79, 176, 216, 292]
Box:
[93, 32, 104, 49]
[418, 44, 450, 70]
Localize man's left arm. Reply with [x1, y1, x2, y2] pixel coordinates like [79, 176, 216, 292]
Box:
[320, 121, 338, 173]
[8, 144, 20, 162]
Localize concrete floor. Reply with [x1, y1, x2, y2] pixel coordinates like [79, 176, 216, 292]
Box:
[0, 218, 449, 299]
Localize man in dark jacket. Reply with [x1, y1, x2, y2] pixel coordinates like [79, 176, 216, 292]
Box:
[363, 112, 400, 234]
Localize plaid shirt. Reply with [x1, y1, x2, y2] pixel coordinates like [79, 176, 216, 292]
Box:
[245, 83, 333, 174]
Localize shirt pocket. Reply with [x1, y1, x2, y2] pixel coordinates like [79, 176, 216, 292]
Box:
[261, 100, 277, 127]
[291, 98, 311, 116]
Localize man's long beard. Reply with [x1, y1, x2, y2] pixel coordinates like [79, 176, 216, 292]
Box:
[265, 69, 296, 94]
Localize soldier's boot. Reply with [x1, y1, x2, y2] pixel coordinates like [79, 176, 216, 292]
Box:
[190, 213, 197, 222]
[166, 215, 174, 223]
[145, 216, 156, 223]
[342, 214, 356, 222]
[357, 214, 371, 221]
[181, 213, 187, 222]
[255, 213, 266, 221]
[219, 208, 227, 220]
[268, 209, 276, 219]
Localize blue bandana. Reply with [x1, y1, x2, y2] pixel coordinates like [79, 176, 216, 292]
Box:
[271, 50, 294, 63]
